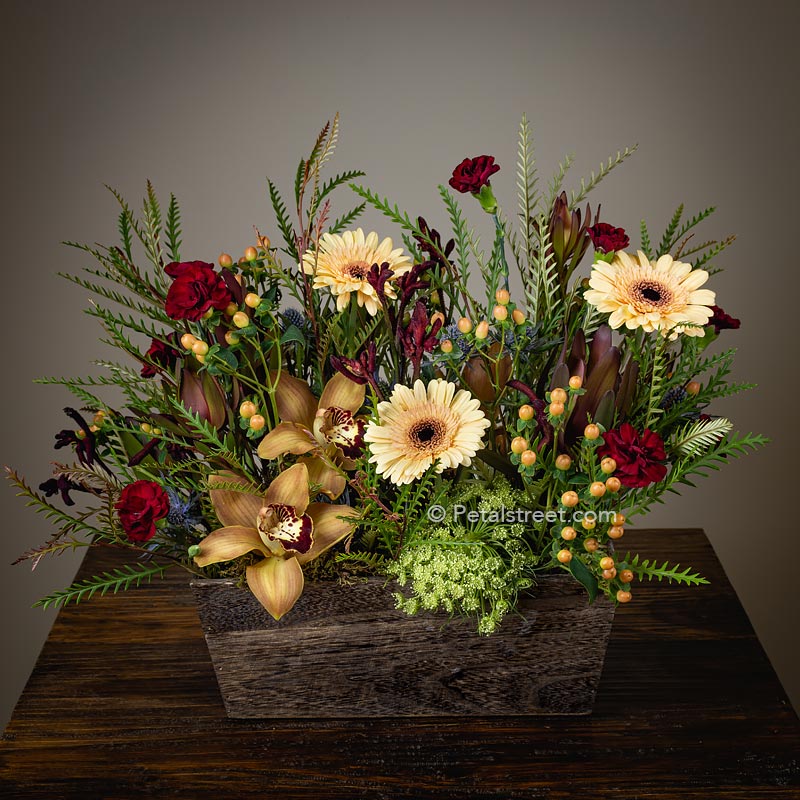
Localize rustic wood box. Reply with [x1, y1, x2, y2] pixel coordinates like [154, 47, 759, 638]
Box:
[190, 574, 615, 718]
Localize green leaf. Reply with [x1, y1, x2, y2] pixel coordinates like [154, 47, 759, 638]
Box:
[569, 557, 599, 603]
[280, 324, 306, 347]
[268, 179, 298, 260]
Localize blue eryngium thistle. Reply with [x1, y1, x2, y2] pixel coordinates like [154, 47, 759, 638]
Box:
[166, 488, 205, 532]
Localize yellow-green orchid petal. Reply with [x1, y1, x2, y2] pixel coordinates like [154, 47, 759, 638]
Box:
[298, 503, 358, 565]
[194, 526, 268, 568]
[257, 422, 316, 459]
[246, 555, 305, 620]
[270, 371, 317, 428]
[264, 462, 310, 515]
[208, 472, 265, 528]
[318, 372, 365, 414]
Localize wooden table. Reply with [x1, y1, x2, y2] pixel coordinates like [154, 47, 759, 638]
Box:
[1, 529, 798, 799]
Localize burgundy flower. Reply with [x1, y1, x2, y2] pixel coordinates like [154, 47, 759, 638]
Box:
[598, 423, 667, 488]
[164, 261, 232, 321]
[54, 408, 97, 466]
[415, 217, 454, 268]
[708, 305, 740, 334]
[331, 342, 380, 397]
[448, 155, 500, 194]
[401, 301, 443, 381]
[141, 337, 180, 378]
[588, 222, 630, 254]
[115, 480, 170, 543]
[39, 475, 96, 507]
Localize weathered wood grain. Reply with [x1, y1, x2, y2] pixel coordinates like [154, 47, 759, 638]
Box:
[191, 576, 615, 717]
[1, 529, 798, 799]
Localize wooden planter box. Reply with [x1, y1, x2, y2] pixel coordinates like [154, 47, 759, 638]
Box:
[190, 575, 614, 718]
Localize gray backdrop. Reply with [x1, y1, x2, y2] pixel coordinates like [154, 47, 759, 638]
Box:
[1, 0, 798, 728]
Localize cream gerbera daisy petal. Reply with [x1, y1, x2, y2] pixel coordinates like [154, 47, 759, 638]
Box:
[584, 251, 716, 337]
[300, 227, 412, 316]
[363, 379, 491, 485]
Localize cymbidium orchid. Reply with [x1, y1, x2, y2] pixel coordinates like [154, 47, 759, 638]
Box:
[194, 463, 357, 619]
[257, 373, 366, 499]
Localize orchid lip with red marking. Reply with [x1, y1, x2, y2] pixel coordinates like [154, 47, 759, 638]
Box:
[314, 406, 365, 458]
[257, 503, 314, 555]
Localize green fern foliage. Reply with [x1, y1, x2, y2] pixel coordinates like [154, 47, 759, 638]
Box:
[621, 554, 709, 586]
[672, 418, 733, 458]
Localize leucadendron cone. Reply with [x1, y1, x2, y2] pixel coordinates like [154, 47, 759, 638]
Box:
[179, 366, 227, 428]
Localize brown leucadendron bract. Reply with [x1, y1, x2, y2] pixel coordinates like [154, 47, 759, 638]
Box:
[551, 323, 639, 448]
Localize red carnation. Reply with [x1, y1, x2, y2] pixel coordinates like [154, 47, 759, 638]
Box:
[141, 337, 180, 378]
[708, 305, 740, 334]
[448, 155, 500, 194]
[115, 480, 170, 542]
[598, 423, 667, 488]
[588, 222, 630, 254]
[164, 261, 232, 321]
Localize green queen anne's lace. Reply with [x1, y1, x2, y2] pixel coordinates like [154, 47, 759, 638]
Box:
[387, 480, 535, 634]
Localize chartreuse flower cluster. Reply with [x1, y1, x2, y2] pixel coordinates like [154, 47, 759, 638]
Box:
[9, 113, 764, 629]
[388, 481, 535, 634]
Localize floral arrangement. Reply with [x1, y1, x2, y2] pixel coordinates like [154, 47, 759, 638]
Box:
[8, 114, 766, 634]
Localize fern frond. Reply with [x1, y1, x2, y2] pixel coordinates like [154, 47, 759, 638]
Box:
[570, 145, 638, 205]
[516, 113, 538, 271]
[34, 561, 173, 610]
[268, 179, 298, 260]
[693, 234, 736, 270]
[621, 554, 708, 586]
[672, 417, 733, 457]
[328, 203, 366, 235]
[656, 204, 684, 257]
[640, 219, 653, 260]
[165, 193, 182, 262]
[439, 186, 472, 281]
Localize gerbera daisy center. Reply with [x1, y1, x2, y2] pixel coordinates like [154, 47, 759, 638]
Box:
[408, 418, 447, 450]
[632, 279, 673, 310]
[345, 260, 372, 280]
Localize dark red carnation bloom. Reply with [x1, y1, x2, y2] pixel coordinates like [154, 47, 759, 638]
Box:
[708, 305, 740, 334]
[115, 480, 170, 542]
[448, 155, 500, 194]
[598, 423, 667, 488]
[588, 222, 630, 254]
[164, 261, 232, 321]
[141, 337, 180, 378]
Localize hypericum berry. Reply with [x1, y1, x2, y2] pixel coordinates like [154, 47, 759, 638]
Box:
[569, 375, 583, 390]
[259, 235, 271, 249]
[431, 311, 446, 327]
[195, 353, 206, 364]
[605, 476, 621, 493]
[518, 404, 534, 421]
[493, 304, 508, 322]
[224, 302, 238, 316]
[599, 556, 615, 570]
[244, 246, 258, 262]
[600, 457, 617, 474]
[192, 340, 209, 356]
[75, 429, 87, 440]
[557, 549, 573, 564]
[249, 414, 266, 431]
[512, 308, 526, 325]
[440, 339, 454, 353]
[232, 311, 250, 328]
[686, 380, 701, 395]
[602, 568, 617, 580]
[549, 402, 565, 416]
[584, 537, 599, 552]
[180, 333, 197, 350]
[495, 288, 510, 305]
[619, 569, 634, 584]
[225, 331, 240, 345]
[140, 423, 152, 434]
[555, 454, 572, 470]
[551, 388, 567, 404]
[561, 526, 577, 541]
[201, 308, 215, 321]
[239, 401, 257, 419]
[581, 515, 596, 530]
[218, 253, 233, 268]
[611, 512, 626, 526]
[589, 481, 606, 498]
[475, 320, 490, 340]
[457, 317, 473, 334]
[520, 449, 537, 466]
[616, 590, 632, 603]
[511, 436, 528, 455]
[584, 423, 600, 440]
[187, 544, 202, 558]
[244, 293, 262, 309]
[561, 490, 579, 508]
[607, 525, 624, 539]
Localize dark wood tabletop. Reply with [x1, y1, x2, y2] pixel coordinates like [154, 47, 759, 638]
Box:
[1, 528, 798, 799]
